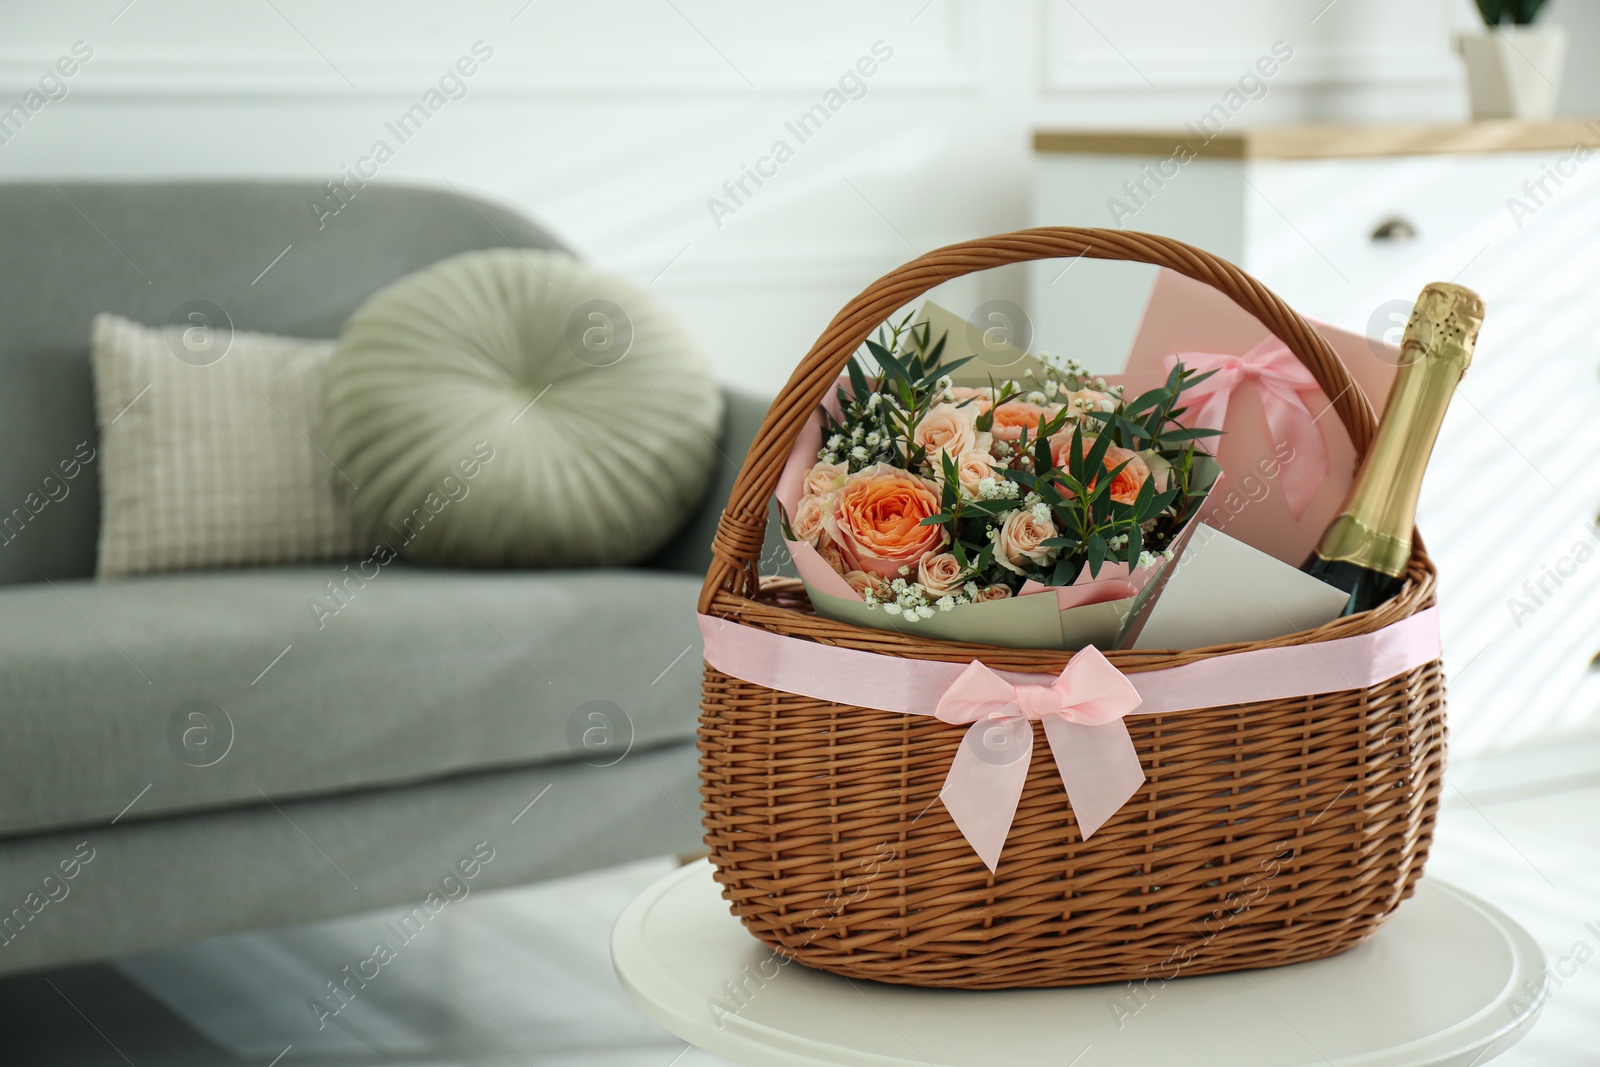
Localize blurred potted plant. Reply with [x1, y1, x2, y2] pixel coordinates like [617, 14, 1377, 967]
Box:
[1459, 0, 1566, 119]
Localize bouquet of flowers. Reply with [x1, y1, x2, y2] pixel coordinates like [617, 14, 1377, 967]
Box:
[778, 310, 1223, 647]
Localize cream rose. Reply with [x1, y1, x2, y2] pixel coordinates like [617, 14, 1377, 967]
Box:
[995, 508, 1058, 575]
[845, 570, 882, 598]
[803, 460, 846, 498]
[912, 403, 985, 463]
[1138, 449, 1173, 494]
[826, 463, 948, 578]
[975, 584, 1013, 602]
[817, 541, 848, 575]
[954, 450, 997, 498]
[792, 494, 829, 544]
[916, 552, 966, 597]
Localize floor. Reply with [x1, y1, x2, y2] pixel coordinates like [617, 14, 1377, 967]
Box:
[3, 748, 1597, 1067]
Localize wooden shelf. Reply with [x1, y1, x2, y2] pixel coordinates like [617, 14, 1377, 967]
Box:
[1033, 119, 1600, 160]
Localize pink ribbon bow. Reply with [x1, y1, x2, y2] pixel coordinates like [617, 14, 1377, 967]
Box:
[934, 647, 1145, 872]
[1165, 338, 1330, 522]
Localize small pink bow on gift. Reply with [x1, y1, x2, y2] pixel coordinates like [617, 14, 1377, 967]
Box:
[934, 647, 1145, 872]
[1165, 338, 1330, 522]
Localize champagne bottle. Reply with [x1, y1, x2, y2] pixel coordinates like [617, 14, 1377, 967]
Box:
[1304, 282, 1484, 615]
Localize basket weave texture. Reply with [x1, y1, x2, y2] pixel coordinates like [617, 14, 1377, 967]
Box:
[697, 229, 1445, 989]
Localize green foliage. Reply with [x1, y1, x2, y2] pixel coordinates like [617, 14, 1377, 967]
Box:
[816, 314, 1220, 600]
[819, 314, 969, 473]
[1475, 0, 1547, 25]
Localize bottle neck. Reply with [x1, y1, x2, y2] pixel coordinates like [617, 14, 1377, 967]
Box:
[1314, 343, 1469, 578]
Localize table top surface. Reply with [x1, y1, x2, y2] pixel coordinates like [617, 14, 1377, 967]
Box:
[612, 861, 1547, 1067]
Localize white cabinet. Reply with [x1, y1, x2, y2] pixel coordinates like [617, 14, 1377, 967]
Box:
[1029, 121, 1600, 760]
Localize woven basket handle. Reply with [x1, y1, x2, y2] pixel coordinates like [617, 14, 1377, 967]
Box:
[699, 227, 1377, 610]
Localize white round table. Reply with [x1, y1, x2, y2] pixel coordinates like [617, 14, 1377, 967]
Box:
[613, 861, 1546, 1067]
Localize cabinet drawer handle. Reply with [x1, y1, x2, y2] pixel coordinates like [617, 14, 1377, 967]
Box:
[1371, 217, 1418, 243]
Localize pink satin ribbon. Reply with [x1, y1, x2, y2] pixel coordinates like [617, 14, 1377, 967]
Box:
[935, 652, 1143, 870]
[698, 607, 1440, 871]
[1165, 338, 1330, 522]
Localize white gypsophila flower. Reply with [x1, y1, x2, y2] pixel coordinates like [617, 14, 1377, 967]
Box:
[867, 392, 882, 408]
[964, 581, 979, 598]
[1024, 491, 1042, 506]
[1163, 547, 1176, 560]
[883, 603, 902, 616]
[851, 426, 864, 441]
[936, 596, 956, 612]
[1031, 502, 1050, 523]
[864, 431, 881, 446]
[1099, 399, 1116, 411]
[850, 445, 869, 461]
[1026, 391, 1046, 405]
[936, 375, 953, 391]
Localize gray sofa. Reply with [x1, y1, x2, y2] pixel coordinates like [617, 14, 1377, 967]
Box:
[0, 181, 770, 977]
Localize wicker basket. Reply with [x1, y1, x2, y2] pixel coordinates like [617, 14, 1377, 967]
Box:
[697, 229, 1445, 990]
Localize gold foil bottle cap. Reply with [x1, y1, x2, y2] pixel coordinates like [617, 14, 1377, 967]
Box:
[1401, 282, 1484, 373]
[1313, 280, 1485, 580]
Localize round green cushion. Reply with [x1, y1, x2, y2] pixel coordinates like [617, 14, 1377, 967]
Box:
[324, 249, 724, 567]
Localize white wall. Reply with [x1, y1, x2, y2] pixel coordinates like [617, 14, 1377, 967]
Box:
[0, 0, 1507, 394]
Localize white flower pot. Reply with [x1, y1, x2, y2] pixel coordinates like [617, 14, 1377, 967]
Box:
[1458, 25, 1568, 120]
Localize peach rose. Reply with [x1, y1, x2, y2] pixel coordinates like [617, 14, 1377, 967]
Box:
[1100, 447, 1152, 505]
[916, 552, 966, 597]
[1048, 436, 1154, 506]
[826, 463, 948, 578]
[845, 570, 882, 598]
[947, 386, 995, 413]
[803, 460, 846, 498]
[995, 508, 1058, 575]
[792, 494, 829, 544]
[988, 401, 1054, 443]
[1059, 386, 1116, 414]
[975, 585, 1013, 602]
[954, 450, 997, 498]
[912, 404, 986, 463]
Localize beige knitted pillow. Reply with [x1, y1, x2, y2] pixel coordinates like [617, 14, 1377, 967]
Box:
[91, 313, 370, 577]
